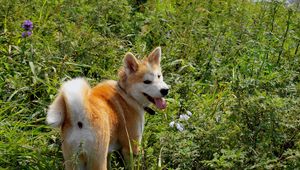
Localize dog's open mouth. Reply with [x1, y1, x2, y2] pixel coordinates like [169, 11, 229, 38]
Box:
[143, 93, 167, 110]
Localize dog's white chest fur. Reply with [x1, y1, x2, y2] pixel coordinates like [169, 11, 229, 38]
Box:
[137, 113, 145, 142]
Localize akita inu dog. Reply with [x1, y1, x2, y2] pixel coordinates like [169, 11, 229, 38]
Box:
[46, 47, 169, 169]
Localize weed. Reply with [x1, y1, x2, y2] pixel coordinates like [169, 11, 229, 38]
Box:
[1, 0, 300, 169]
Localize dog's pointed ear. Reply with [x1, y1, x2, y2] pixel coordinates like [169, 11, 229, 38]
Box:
[148, 47, 161, 65]
[124, 52, 139, 74]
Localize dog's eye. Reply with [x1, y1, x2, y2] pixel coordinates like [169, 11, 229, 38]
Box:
[158, 75, 161, 78]
[144, 80, 152, 84]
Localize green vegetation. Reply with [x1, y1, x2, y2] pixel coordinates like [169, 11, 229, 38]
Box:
[1, 0, 300, 169]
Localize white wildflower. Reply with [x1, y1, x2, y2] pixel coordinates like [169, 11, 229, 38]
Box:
[179, 114, 190, 121]
[169, 121, 175, 128]
[215, 115, 221, 123]
[176, 123, 184, 132]
[186, 110, 192, 116]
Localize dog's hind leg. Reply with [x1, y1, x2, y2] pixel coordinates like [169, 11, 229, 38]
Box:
[62, 143, 87, 170]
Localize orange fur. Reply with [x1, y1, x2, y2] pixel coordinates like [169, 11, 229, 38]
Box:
[47, 47, 169, 169]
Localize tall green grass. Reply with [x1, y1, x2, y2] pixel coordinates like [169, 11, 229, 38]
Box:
[1, 0, 300, 169]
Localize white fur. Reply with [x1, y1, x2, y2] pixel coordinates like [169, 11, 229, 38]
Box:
[137, 114, 145, 143]
[64, 122, 96, 159]
[46, 96, 64, 127]
[130, 69, 169, 106]
[47, 78, 100, 168]
[46, 78, 90, 128]
[143, 71, 168, 98]
[61, 78, 89, 124]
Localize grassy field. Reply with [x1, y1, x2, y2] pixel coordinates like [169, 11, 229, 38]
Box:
[1, 0, 300, 169]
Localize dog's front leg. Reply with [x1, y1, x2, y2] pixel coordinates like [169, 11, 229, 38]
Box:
[121, 142, 139, 168]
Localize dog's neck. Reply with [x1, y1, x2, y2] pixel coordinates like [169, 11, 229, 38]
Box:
[117, 81, 156, 115]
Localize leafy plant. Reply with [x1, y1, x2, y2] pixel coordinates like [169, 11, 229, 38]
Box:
[1, 0, 300, 169]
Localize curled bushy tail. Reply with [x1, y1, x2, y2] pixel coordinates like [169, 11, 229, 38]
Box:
[46, 78, 90, 128]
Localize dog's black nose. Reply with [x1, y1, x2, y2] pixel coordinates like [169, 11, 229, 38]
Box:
[160, 88, 169, 96]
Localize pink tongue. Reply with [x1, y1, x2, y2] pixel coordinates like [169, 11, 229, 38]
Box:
[154, 98, 167, 109]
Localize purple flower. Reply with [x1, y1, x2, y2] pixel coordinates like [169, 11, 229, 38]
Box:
[22, 20, 33, 31]
[22, 31, 32, 38]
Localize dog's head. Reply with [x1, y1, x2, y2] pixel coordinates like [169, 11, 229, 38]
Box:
[118, 47, 169, 109]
